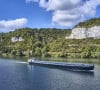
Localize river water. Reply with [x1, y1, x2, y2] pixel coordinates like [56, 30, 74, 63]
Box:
[0, 58, 100, 90]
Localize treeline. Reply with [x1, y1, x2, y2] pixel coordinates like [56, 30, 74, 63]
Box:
[0, 28, 100, 59]
[75, 18, 100, 28]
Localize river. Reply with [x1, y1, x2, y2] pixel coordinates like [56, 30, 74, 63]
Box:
[0, 58, 100, 90]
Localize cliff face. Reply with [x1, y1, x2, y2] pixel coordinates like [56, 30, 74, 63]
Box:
[66, 26, 100, 39]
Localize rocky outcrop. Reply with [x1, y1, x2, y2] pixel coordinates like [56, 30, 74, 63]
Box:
[66, 26, 100, 39]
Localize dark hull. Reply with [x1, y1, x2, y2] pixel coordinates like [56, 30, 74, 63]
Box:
[28, 61, 94, 71]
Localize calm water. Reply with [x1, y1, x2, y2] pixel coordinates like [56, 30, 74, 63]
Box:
[0, 58, 100, 90]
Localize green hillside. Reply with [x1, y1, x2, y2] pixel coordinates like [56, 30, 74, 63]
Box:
[75, 18, 100, 28]
[0, 28, 70, 57]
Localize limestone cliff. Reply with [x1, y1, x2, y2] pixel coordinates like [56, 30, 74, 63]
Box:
[66, 26, 100, 39]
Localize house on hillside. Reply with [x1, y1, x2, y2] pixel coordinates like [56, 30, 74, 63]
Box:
[11, 36, 24, 42]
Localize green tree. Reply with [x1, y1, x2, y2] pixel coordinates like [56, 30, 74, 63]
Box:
[34, 47, 42, 56]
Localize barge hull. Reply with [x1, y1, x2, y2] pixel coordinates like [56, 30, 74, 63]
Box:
[28, 61, 94, 71]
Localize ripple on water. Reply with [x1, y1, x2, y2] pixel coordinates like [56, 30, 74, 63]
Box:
[0, 58, 100, 90]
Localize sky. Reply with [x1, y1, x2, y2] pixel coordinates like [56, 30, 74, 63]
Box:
[0, 0, 100, 32]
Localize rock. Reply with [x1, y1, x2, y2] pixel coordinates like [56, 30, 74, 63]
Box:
[66, 26, 100, 39]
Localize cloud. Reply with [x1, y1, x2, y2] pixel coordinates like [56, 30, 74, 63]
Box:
[27, 0, 100, 27]
[0, 18, 28, 32]
[26, 0, 38, 3]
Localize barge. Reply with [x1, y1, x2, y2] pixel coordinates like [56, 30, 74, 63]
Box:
[28, 58, 94, 71]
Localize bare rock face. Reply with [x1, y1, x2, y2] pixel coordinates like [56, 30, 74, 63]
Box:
[66, 26, 100, 39]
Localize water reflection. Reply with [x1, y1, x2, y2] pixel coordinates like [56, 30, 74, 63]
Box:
[28, 64, 94, 78]
[63, 70, 94, 76]
[27, 64, 95, 90]
[39, 57, 100, 65]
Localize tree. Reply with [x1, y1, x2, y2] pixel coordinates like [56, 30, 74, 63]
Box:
[34, 47, 42, 56]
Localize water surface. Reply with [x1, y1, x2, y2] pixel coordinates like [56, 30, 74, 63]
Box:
[0, 58, 100, 90]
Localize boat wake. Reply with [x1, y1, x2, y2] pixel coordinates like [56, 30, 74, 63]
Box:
[15, 61, 27, 64]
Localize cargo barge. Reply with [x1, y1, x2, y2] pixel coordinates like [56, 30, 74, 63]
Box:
[28, 58, 94, 71]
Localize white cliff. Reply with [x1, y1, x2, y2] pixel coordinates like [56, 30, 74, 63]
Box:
[66, 26, 100, 39]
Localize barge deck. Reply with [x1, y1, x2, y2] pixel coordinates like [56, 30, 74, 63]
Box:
[28, 59, 94, 71]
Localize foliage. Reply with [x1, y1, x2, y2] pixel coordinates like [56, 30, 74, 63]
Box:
[75, 18, 100, 28]
[0, 27, 99, 59]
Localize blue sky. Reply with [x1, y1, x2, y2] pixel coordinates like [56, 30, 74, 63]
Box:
[0, 0, 100, 32]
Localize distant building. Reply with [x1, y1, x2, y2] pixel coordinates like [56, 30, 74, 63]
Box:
[11, 36, 24, 42]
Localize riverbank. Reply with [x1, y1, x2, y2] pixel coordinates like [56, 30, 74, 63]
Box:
[0, 50, 100, 60]
[0, 55, 100, 65]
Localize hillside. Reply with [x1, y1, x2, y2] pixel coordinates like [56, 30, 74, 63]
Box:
[0, 28, 100, 59]
[0, 28, 71, 57]
[75, 18, 100, 28]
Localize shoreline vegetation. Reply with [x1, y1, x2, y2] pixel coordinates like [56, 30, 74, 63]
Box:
[0, 55, 100, 65]
[0, 18, 100, 60]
